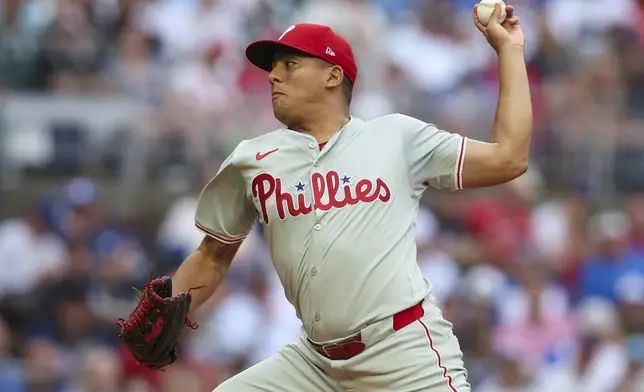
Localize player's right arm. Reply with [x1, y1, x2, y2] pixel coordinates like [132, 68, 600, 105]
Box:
[171, 145, 257, 312]
[402, 5, 531, 193]
[461, 3, 532, 188]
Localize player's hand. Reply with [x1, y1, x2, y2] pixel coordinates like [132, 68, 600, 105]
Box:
[473, 4, 524, 53]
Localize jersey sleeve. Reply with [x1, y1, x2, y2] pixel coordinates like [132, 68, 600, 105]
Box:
[194, 148, 258, 244]
[400, 114, 467, 192]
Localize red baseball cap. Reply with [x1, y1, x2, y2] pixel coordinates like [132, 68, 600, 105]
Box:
[245, 23, 358, 85]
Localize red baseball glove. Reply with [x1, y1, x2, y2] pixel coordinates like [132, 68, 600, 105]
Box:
[116, 272, 200, 371]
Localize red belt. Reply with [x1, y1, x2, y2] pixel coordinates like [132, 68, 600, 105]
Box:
[308, 301, 425, 360]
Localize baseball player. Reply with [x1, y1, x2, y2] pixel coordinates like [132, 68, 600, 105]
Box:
[171, 4, 528, 391]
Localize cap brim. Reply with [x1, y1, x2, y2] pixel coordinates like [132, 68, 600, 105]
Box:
[245, 40, 321, 72]
[246, 40, 282, 72]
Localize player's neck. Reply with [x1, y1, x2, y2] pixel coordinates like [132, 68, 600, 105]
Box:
[289, 110, 350, 144]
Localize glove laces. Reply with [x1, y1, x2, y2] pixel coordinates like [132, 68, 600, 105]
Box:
[116, 268, 202, 336]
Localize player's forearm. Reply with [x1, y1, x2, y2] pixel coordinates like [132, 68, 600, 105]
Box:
[491, 45, 533, 169]
[172, 236, 241, 312]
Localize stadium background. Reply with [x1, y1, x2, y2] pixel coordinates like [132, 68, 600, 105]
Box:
[1, 0, 644, 391]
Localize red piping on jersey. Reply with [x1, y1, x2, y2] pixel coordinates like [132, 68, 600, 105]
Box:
[456, 137, 467, 190]
[195, 223, 246, 244]
[418, 319, 457, 392]
[319, 142, 327, 150]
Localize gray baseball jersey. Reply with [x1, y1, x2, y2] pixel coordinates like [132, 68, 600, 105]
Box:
[195, 114, 466, 343]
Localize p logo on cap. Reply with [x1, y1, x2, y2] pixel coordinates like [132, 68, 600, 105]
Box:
[278, 25, 296, 41]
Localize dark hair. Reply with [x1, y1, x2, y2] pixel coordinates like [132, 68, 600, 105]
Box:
[342, 77, 354, 106]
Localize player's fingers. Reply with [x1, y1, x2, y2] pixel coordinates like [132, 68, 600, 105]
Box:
[504, 16, 520, 28]
[505, 5, 515, 19]
[507, 16, 520, 25]
[488, 3, 502, 25]
[472, 5, 487, 32]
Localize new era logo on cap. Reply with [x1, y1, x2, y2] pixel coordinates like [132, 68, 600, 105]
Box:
[245, 23, 358, 84]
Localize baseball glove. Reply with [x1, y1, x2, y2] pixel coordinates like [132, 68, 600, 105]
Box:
[116, 271, 201, 371]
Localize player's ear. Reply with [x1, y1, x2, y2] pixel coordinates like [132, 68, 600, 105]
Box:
[325, 65, 344, 89]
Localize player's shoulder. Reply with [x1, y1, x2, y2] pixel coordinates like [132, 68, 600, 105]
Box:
[365, 113, 435, 132]
[227, 128, 286, 165]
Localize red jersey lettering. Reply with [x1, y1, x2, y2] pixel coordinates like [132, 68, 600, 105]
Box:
[251, 171, 391, 224]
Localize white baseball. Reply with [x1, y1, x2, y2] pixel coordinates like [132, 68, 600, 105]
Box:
[477, 0, 507, 26]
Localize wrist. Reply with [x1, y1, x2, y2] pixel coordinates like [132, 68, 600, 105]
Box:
[496, 43, 525, 55]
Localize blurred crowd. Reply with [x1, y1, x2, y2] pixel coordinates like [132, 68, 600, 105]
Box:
[1, 0, 644, 391]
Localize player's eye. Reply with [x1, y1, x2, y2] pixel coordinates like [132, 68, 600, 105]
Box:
[286, 60, 297, 68]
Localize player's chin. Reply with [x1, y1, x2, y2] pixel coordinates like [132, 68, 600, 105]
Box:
[272, 105, 292, 125]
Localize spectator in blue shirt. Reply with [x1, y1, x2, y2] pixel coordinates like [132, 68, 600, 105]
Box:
[580, 211, 644, 302]
[0, 318, 26, 392]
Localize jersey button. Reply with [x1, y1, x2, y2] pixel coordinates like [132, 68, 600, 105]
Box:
[314, 161, 320, 167]
[314, 224, 322, 231]
[311, 267, 317, 276]
[315, 313, 321, 321]
[308, 142, 316, 149]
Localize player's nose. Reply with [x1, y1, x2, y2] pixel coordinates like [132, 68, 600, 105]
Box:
[268, 66, 283, 85]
